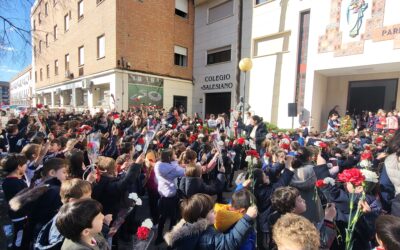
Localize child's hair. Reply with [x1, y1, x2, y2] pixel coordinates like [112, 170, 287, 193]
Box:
[292, 147, 312, 169]
[56, 199, 102, 242]
[271, 186, 300, 214]
[160, 149, 174, 163]
[21, 144, 41, 161]
[253, 168, 266, 188]
[60, 179, 92, 204]
[179, 149, 197, 165]
[375, 215, 400, 250]
[231, 189, 254, 210]
[185, 163, 202, 177]
[0, 154, 27, 176]
[67, 150, 85, 178]
[50, 138, 61, 147]
[181, 193, 214, 223]
[6, 124, 18, 134]
[97, 156, 116, 175]
[42, 158, 67, 177]
[273, 213, 320, 250]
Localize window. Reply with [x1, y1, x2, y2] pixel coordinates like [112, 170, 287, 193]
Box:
[78, 0, 84, 19]
[33, 20, 36, 31]
[45, 33, 49, 47]
[35, 71, 37, 83]
[255, 0, 269, 4]
[55, 60, 59, 75]
[54, 25, 58, 40]
[208, 0, 234, 23]
[174, 45, 187, 67]
[38, 12, 42, 24]
[33, 45, 36, 58]
[175, 0, 188, 18]
[207, 46, 231, 64]
[46, 65, 50, 78]
[65, 54, 70, 71]
[64, 14, 69, 32]
[78, 46, 84, 66]
[39, 40, 42, 53]
[45, 2, 48, 16]
[97, 35, 105, 58]
[40, 69, 43, 81]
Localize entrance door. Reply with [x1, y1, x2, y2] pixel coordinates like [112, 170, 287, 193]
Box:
[205, 92, 231, 118]
[173, 95, 187, 114]
[347, 79, 398, 115]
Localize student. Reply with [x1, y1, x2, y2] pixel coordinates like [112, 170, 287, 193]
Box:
[154, 149, 185, 244]
[272, 213, 320, 250]
[1, 153, 29, 249]
[214, 189, 256, 250]
[374, 215, 400, 250]
[35, 178, 93, 250]
[177, 163, 219, 198]
[56, 199, 110, 250]
[164, 193, 257, 250]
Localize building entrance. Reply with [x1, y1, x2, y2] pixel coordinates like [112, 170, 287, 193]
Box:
[347, 79, 398, 115]
[205, 92, 231, 118]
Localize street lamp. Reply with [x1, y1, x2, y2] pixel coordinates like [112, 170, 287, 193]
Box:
[239, 58, 253, 121]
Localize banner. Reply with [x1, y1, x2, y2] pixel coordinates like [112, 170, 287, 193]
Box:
[128, 74, 163, 108]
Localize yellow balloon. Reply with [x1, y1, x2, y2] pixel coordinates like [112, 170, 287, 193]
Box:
[239, 58, 253, 72]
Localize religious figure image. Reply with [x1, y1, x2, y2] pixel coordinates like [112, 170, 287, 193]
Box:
[347, 0, 368, 38]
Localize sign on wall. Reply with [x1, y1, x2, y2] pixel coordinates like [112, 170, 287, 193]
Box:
[128, 74, 163, 108]
[200, 73, 233, 90]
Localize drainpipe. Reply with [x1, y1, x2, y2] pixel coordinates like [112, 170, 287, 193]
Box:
[235, 0, 243, 105]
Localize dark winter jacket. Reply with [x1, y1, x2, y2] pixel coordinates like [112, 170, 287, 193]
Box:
[177, 176, 219, 198]
[92, 163, 141, 216]
[164, 215, 255, 250]
[34, 215, 64, 250]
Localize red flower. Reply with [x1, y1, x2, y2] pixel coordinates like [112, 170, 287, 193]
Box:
[361, 152, 372, 161]
[113, 114, 119, 119]
[137, 137, 145, 145]
[136, 226, 150, 240]
[281, 143, 290, 150]
[246, 150, 260, 159]
[87, 142, 95, 149]
[189, 135, 197, 143]
[315, 180, 326, 188]
[237, 138, 245, 145]
[365, 145, 371, 150]
[36, 103, 43, 109]
[375, 137, 383, 144]
[319, 142, 328, 148]
[265, 152, 272, 158]
[172, 124, 177, 129]
[157, 143, 164, 149]
[338, 168, 365, 186]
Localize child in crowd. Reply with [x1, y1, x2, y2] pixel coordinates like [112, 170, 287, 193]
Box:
[272, 213, 320, 250]
[56, 199, 110, 250]
[164, 193, 258, 249]
[1, 153, 29, 249]
[214, 189, 256, 250]
[35, 178, 93, 249]
[374, 215, 400, 250]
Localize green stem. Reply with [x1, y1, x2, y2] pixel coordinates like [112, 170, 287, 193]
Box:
[345, 190, 355, 250]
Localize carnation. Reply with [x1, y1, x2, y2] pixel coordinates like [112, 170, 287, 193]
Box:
[360, 169, 379, 183]
[323, 177, 335, 186]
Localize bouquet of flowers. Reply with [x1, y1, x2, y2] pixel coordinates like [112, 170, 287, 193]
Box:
[337, 168, 378, 250]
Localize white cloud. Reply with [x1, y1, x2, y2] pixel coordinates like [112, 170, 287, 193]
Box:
[0, 45, 16, 52]
[0, 66, 19, 73]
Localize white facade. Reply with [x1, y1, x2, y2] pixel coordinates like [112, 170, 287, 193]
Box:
[9, 66, 33, 106]
[35, 69, 193, 114]
[193, 0, 252, 118]
[248, 0, 400, 129]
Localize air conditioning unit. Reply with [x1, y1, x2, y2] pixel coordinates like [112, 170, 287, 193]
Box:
[82, 79, 93, 90]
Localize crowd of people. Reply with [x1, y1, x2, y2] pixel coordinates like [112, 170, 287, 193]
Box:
[1, 104, 400, 250]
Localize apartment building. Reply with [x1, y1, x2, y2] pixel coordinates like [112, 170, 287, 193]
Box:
[9, 66, 33, 106]
[0, 81, 10, 106]
[31, 0, 194, 113]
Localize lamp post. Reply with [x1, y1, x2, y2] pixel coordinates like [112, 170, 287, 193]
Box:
[239, 58, 253, 121]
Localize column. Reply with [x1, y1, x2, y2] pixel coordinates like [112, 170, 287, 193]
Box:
[51, 92, 55, 108]
[72, 88, 76, 107]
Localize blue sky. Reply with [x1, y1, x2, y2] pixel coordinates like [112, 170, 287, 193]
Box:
[0, 0, 33, 82]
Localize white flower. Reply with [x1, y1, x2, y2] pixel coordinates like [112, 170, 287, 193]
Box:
[323, 177, 335, 186]
[141, 218, 153, 229]
[360, 169, 379, 183]
[129, 192, 138, 200]
[359, 160, 372, 169]
[128, 192, 143, 206]
[135, 144, 142, 152]
[218, 141, 224, 146]
[253, 158, 258, 165]
[245, 155, 252, 164]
